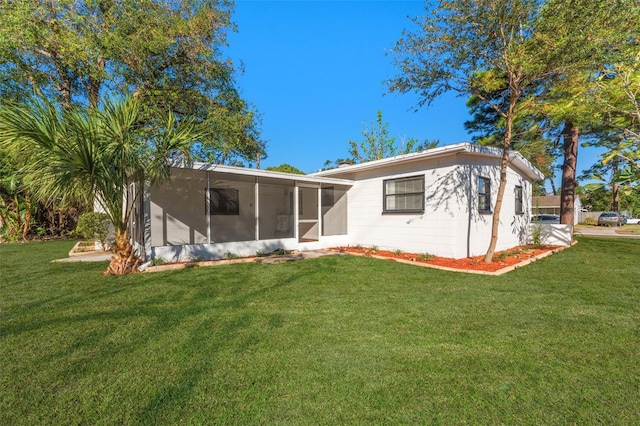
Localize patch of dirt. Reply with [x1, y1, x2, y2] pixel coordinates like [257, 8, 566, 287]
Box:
[329, 245, 562, 273]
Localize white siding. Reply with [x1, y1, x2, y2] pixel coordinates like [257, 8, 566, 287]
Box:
[346, 154, 534, 259]
[144, 147, 541, 262]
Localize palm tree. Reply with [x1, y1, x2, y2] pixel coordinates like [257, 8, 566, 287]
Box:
[0, 96, 200, 274]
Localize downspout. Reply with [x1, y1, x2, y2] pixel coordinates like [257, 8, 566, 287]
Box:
[294, 182, 299, 242]
[317, 184, 323, 241]
[143, 181, 152, 261]
[206, 171, 211, 244]
[466, 163, 473, 258]
[255, 177, 260, 241]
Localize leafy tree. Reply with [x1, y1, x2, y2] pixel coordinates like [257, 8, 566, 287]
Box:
[0, 147, 35, 242]
[388, 0, 554, 262]
[1, 125, 85, 240]
[320, 158, 355, 172]
[465, 87, 559, 196]
[533, 1, 639, 224]
[0, 142, 84, 241]
[0, 96, 201, 275]
[74, 212, 111, 251]
[265, 164, 306, 175]
[348, 110, 438, 163]
[0, 0, 264, 165]
[323, 110, 438, 169]
[388, 0, 635, 261]
[578, 183, 640, 215]
[580, 130, 637, 211]
[590, 56, 640, 188]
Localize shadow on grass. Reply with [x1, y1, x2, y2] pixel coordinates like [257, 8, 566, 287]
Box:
[2, 251, 316, 422]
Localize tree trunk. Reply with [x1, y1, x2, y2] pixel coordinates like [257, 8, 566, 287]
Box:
[484, 145, 509, 263]
[88, 57, 105, 110]
[21, 198, 32, 241]
[88, 78, 100, 110]
[104, 230, 142, 275]
[549, 177, 557, 196]
[560, 120, 578, 225]
[484, 87, 518, 263]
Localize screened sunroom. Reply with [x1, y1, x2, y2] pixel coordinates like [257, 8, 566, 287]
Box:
[136, 164, 352, 262]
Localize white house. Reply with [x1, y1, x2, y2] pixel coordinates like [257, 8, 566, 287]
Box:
[129, 142, 545, 262]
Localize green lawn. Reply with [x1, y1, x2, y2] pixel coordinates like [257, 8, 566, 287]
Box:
[1, 238, 639, 424]
[617, 224, 640, 235]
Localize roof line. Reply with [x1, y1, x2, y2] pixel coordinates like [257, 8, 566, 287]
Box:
[310, 142, 544, 181]
[182, 162, 355, 185]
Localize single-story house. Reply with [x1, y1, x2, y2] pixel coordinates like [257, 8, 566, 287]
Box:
[129, 142, 545, 262]
[532, 195, 582, 225]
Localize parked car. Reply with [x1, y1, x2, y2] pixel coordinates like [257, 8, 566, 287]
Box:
[624, 216, 640, 225]
[597, 212, 624, 226]
[532, 214, 560, 224]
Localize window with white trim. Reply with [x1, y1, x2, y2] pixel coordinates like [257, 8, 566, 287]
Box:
[383, 175, 425, 213]
[478, 177, 491, 213]
[515, 185, 524, 215]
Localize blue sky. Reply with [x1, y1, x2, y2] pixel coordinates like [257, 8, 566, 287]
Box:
[227, 0, 603, 186]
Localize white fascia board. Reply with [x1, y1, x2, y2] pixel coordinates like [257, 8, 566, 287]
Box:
[508, 153, 545, 181]
[185, 162, 354, 186]
[310, 141, 545, 181]
[310, 142, 472, 177]
[462, 143, 545, 181]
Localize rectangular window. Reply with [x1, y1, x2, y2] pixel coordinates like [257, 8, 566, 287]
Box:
[383, 175, 424, 213]
[478, 177, 491, 213]
[515, 185, 523, 215]
[208, 188, 239, 215]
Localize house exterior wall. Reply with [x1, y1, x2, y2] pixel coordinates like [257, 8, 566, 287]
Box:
[345, 154, 533, 259]
[461, 155, 532, 258]
[142, 145, 541, 263]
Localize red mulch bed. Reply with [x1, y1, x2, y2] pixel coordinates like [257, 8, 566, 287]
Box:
[330, 245, 561, 273]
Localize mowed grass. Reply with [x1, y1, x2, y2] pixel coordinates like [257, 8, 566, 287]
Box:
[1, 238, 639, 424]
[617, 224, 640, 235]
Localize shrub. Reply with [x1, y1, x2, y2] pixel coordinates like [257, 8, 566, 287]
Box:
[417, 252, 434, 261]
[531, 224, 543, 247]
[584, 216, 597, 226]
[74, 212, 111, 250]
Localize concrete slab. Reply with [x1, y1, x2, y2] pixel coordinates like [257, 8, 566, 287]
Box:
[143, 249, 343, 272]
[254, 250, 344, 264]
[53, 253, 111, 262]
